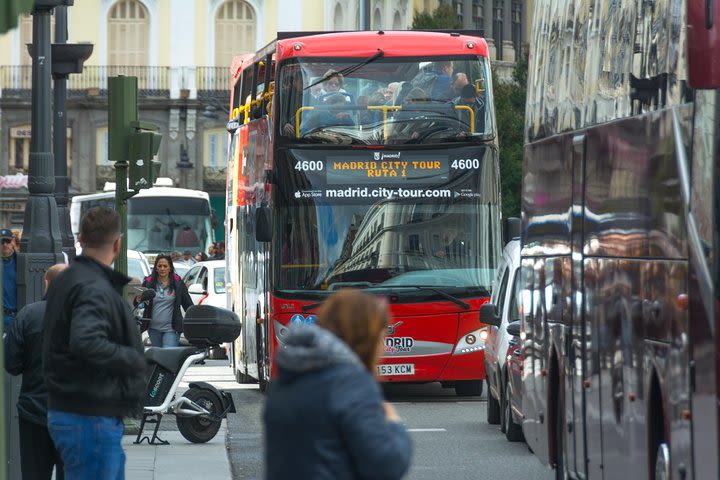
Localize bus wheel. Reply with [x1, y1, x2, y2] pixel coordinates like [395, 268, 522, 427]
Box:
[654, 443, 670, 480]
[486, 379, 501, 424]
[455, 380, 483, 397]
[257, 346, 268, 393]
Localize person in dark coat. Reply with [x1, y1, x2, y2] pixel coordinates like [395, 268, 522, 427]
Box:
[264, 290, 412, 480]
[1, 227, 18, 331]
[5, 263, 67, 480]
[135, 253, 193, 347]
[42, 207, 147, 480]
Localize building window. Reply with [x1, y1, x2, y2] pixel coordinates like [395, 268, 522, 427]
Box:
[472, 0, 484, 36]
[10, 125, 72, 174]
[453, 1, 463, 24]
[95, 128, 111, 188]
[13, 137, 26, 170]
[511, 1, 522, 59]
[333, 3, 344, 31]
[204, 129, 229, 169]
[108, 0, 149, 66]
[372, 8, 382, 30]
[409, 234, 420, 252]
[493, 0, 503, 61]
[215, 0, 256, 68]
[96, 128, 110, 167]
[393, 11, 402, 29]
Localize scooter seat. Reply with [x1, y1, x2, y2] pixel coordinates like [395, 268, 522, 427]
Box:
[145, 347, 199, 374]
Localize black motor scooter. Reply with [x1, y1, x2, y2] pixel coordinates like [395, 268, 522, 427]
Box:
[133, 294, 241, 445]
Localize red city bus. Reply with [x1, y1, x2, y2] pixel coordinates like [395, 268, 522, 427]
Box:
[225, 31, 503, 395]
[520, 0, 719, 478]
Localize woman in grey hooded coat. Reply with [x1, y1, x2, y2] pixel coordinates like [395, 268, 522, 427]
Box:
[263, 290, 412, 480]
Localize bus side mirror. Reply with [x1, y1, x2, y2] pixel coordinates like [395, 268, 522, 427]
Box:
[503, 217, 521, 245]
[688, 0, 720, 88]
[480, 303, 501, 327]
[210, 209, 219, 229]
[255, 206, 273, 242]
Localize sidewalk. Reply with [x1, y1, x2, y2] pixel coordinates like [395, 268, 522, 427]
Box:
[124, 422, 232, 480]
[124, 360, 236, 479]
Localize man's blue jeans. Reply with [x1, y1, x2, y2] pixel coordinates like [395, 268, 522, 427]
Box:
[3, 312, 14, 333]
[47, 409, 125, 480]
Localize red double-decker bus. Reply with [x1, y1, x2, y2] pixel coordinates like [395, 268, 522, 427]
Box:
[224, 30, 502, 395]
[520, 1, 720, 478]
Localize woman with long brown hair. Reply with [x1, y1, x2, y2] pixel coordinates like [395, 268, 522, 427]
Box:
[133, 254, 193, 347]
[264, 289, 412, 479]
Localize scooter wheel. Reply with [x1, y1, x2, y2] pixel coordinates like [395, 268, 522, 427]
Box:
[176, 387, 223, 443]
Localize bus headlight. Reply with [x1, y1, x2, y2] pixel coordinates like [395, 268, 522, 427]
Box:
[274, 320, 289, 346]
[453, 327, 488, 355]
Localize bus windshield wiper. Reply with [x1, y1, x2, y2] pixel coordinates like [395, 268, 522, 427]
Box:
[306, 49, 384, 91]
[393, 286, 471, 310]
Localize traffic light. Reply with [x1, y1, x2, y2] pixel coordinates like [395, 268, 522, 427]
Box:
[108, 76, 163, 192]
[128, 125, 162, 191]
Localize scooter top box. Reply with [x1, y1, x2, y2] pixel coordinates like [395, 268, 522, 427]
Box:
[183, 305, 241, 347]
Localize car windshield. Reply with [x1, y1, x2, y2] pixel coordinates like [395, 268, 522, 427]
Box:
[277, 55, 494, 145]
[274, 150, 501, 294]
[126, 197, 212, 254]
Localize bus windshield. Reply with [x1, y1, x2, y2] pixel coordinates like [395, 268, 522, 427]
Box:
[277, 55, 494, 145]
[127, 197, 211, 253]
[275, 155, 500, 294]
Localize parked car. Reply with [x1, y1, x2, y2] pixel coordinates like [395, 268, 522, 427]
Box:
[504, 321, 524, 442]
[173, 262, 192, 279]
[127, 249, 151, 282]
[119, 250, 151, 307]
[483, 239, 520, 428]
[183, 260, 228, 358]
[182, 260, 227, 308]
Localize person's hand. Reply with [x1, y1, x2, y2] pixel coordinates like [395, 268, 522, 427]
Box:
[383, 402, 401, 423]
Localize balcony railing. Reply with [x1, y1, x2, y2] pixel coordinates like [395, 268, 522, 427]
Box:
[197, 67, 230, 93]
[0, 65, 230, 98]
[70, 66, 169, 94]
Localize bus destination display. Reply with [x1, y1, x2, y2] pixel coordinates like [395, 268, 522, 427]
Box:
[326, 153, 450, 185]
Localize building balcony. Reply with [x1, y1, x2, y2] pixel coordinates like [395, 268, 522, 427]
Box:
[203, 166, 226, 191]
[0, 65, 230, 99]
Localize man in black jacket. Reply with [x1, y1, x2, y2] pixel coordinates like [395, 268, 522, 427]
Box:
[42, 207, 146, 479]
[5, 263, 67, 480]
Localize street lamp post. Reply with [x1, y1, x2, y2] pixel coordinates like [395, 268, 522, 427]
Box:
[176, 143, 193, 188]
[51, 6, 93, 260]
[9, 2, 71, 477]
